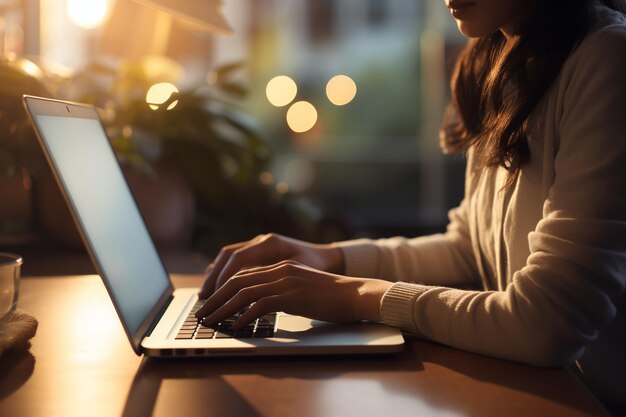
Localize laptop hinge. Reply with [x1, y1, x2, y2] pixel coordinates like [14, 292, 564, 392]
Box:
[133, 286, 175, 352]
[145, 293, 174, 338]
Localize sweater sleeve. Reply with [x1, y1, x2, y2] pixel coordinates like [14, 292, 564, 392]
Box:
[336, 195, 480, 288]
[379, 24, 626, 367]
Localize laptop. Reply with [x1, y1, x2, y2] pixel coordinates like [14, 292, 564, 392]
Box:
[23, 95, 404, 357]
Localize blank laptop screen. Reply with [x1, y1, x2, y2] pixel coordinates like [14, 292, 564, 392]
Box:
[34, 114, 171, 335]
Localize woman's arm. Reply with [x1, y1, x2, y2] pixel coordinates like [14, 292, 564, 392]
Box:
[379, 23, 626, 367]
[336, 196, 480, 288]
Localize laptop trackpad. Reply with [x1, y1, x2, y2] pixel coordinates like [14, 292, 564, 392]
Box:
[275, 315, 373, 342]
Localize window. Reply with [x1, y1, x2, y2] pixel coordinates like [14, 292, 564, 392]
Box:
[216, 0, 467, 240]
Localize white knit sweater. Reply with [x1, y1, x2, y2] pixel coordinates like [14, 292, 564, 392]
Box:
[337, 5, 626, 406]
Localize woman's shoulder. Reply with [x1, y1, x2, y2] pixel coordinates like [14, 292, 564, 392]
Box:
[560, 6, 626, 89]
[545, 5, 626, 156]
[578, 5, 626, 59]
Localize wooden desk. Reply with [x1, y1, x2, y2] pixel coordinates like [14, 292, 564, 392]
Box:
[0, 275, 609, 417]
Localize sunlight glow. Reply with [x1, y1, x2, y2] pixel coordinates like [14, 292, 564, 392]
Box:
[141, 55, 185, 83]
[266, 75, 298, 107]
[326, 75, 357, 106]
[146, 83, 179, 111]
[67, 0, 109, 29]
[286, 101, 318, 133]
[16, 57, 43, 78]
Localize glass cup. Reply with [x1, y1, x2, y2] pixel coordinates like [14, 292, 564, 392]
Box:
[0, 252, 23, 320]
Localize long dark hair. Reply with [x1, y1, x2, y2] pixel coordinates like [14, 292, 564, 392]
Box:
[440, 0, 626, 187]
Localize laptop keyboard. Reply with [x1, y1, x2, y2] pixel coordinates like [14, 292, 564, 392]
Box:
[175, 299, 277, 340]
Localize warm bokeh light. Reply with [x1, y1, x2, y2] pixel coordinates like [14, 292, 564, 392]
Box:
[326, 75, 357, 106]
[276, 182, 289, 195]
[122, 125, 133, 138]
[15, 57, 43, 79]
[67, 0, 109, 29]
[266, 75, 298, 107]
[286, 101, 318, 133]
[146, 83, 179, 110]
[259, 171, 274, 186]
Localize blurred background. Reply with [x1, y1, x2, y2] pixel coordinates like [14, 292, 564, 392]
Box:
[0, 0, 467, 275]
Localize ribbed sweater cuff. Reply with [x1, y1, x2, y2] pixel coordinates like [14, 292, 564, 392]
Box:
[380, 281, 431, 335]
[334, 239, 379, 278]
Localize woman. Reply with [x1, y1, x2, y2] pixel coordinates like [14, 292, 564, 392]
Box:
[196, 0, 626, 407]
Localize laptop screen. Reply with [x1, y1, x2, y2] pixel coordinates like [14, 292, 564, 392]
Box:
[32, 111, 172, 339]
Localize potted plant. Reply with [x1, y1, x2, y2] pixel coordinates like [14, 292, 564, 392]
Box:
[48, 56, 308, 252]
[0, 56, 50, 242]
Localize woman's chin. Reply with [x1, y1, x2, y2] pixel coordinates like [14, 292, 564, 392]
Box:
[455, 20, 497, 38]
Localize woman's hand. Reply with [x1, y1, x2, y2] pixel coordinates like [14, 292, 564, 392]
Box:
[198, 233, 345, 298]
[195, 260, 392, 330]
